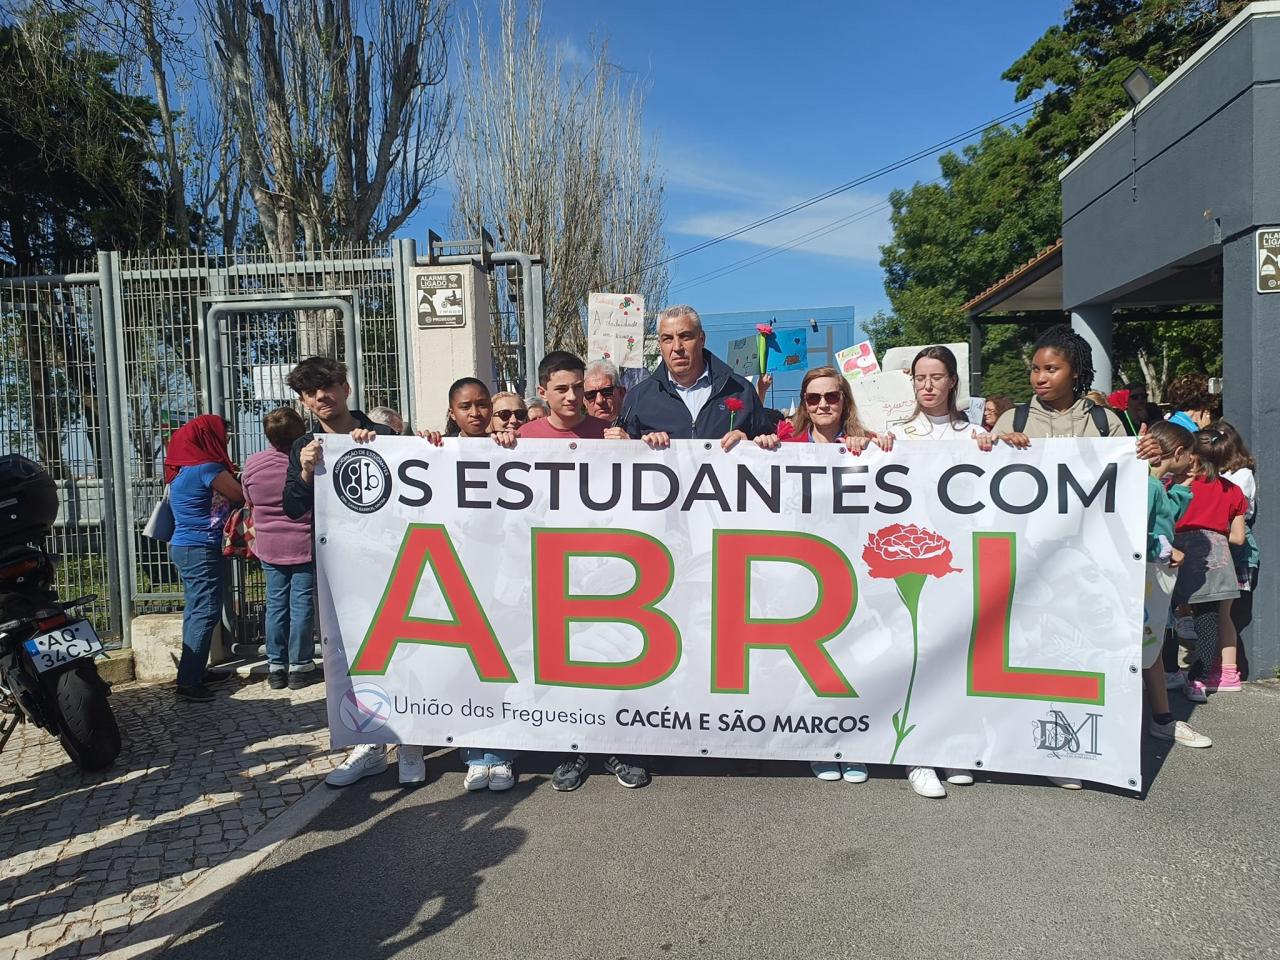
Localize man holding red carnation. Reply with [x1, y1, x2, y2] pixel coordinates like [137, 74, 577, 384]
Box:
[615, 304, 765, 449]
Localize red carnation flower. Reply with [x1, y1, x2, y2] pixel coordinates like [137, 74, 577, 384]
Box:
[1106, 389, 1130, 410]
[724, 397, 744, 413]
[776, 420, 794, 440]
[862, 524, 960, 580]
[755, 323, 774, 335]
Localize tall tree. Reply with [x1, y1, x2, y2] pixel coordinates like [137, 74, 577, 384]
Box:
[201, 0, 453, 255]
[869, 0, 1244, 400]
[451, 0, 668, 360]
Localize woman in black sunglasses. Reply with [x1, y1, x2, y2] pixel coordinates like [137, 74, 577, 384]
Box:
[488, 391, 529, 433]
[753, 365, 893, 454]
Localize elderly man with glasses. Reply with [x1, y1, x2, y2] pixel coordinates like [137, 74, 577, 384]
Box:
[584, 359, 627, 424]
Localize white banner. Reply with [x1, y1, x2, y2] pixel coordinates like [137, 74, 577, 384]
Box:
[316, 437, 1147, 789]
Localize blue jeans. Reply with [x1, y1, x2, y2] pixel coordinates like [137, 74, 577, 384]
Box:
[461, 749, 516, 767]
[170, 544, 225, 687]
[261, 561, 316, 670]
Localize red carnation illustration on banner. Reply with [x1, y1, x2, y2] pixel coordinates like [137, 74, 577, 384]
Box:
[724, 396, 744, 432]
[863, 524, 961, 763]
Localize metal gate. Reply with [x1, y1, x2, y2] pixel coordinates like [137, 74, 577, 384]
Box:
[0, 235, 545, 656]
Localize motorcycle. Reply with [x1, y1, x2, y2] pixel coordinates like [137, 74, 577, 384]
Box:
[0, 455, 121, 771]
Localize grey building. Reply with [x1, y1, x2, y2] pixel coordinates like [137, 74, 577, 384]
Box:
[968, 1, 1280, 675]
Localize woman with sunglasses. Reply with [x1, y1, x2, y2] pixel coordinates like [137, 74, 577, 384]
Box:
[488, 392, 529, 433]
[754, 366, 888, 785]
[895, 345, 987, 798]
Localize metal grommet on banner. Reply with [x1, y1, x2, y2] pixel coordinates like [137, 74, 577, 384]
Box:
[319, 536, 327, 544]
[445, 736, 454, 743]
[700, 748, 709, 755]
[1129, 664, 1138, 673]
[1132, 552, 1141, 561]
[974, 760, 984, 768]
[569, 442, 578, 450]
[837, 447, 847, 455]
[703, 442, 712, 450]
[1128, 778, 1137, 788]
[834, 751, 843, 760]
[570, 743, 578, 751]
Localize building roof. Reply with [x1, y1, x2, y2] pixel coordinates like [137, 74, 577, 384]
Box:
[962, 239, 1063, 316]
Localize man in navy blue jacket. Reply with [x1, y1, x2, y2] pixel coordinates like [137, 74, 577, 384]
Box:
[615, 304, 765, 449]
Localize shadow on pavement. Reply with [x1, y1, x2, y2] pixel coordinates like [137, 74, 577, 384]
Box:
[156, 770, 534, 960]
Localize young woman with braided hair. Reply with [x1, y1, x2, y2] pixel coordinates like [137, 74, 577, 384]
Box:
[993, 325, 1127, 444]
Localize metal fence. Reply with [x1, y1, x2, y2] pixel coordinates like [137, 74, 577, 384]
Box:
[0, 237, 543, 653]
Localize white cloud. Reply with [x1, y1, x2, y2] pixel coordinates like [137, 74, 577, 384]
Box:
[661, 151, 892, 263]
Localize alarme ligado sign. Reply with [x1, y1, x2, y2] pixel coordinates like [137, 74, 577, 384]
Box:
[315, 437, 1147, 789]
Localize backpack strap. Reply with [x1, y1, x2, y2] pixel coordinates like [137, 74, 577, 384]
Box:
[1088, 401, 1113, 436]
[1012, 403, 1030, 433]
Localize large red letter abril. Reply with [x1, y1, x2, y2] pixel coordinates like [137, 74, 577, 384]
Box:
[712, 531, 857, 697]
[351, 524, 514, 680]
[967, 532, 1104, 703]
[533, 529, 680, 688]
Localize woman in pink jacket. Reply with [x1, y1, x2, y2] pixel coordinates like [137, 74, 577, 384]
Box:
[241, 408, 317, 690]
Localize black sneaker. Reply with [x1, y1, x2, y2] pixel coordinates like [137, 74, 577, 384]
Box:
[202, 669, 234, 685]
[287, 670, 321, 690]
[176, 684, 215, 703]
[268, 671, 288, 690]
[551, 754, 589, 792]
[604, 756, 649, 788]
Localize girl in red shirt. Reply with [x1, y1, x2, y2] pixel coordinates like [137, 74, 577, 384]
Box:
[1172, 429, 1248, 701]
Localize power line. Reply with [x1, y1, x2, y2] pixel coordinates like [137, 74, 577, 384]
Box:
[608, 98, 1043, 286]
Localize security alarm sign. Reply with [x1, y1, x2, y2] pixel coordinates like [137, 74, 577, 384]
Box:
[1256, 229, 1280, 293]
[413, 269, 466, 327]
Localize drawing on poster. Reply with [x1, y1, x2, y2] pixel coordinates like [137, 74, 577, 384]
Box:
[587, 293, 646, 368]
[763, 327, 808, 373]
[726, 335, 760, 378]
[835, 340, 880, 383]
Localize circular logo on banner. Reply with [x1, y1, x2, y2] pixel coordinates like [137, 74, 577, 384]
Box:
[332, 448, 392, 513]
[338, 682, 393, 733]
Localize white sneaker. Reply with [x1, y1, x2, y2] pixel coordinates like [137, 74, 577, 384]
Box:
[1150, 719, 1212, 748]
[463, 764, 490, 791]
[943, 768, 974, 786]
[1174, 616, 1197, 641]
[907, 766, 946, 798]
[325, 744, 388, 787]
[488, 761, 515, 792]
[1165, 670, 1187, 690]
[1048, 776, 1082, 790]
[398, 745, 427, 784]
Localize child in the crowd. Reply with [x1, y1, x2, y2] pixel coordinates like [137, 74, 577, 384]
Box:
[1143, 422, 1211, 748]
[1171, 428, 1249, 702]
[1214, 420, 1259, 596]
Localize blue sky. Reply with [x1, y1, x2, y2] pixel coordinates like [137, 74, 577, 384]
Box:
[424, 0, 1067, 333]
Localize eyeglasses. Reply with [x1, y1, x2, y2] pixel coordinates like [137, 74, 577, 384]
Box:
[584, 387, 616, 402]
[494, 409, 529, 422]
[804, 391, 843, 407]
[912, 374, 950, 387]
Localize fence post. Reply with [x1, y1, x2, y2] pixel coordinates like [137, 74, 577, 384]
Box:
[393, 238, 417, 420]
[97, 251, 134, 649]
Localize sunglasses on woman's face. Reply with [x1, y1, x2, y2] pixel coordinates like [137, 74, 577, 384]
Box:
[804, 391, 842, 407]
[494, 408, 529, 422]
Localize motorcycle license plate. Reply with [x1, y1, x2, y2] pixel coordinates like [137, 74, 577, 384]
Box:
[24, 621, 104, 673]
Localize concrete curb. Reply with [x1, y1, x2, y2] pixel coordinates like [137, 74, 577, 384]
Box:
[101, 777, 345, 960]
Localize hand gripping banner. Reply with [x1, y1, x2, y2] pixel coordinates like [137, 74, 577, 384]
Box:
[315, 436, 1148, 788]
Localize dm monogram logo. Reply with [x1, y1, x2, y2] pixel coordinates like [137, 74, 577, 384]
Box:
[1033, 709, 1102, 759]
[332, 448, 392, 514]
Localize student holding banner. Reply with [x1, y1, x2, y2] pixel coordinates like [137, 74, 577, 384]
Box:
[515, 351, 650, 791]
[895, 345, 989, 797]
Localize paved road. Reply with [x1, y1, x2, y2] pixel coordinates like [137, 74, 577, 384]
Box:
[167, 684, 1280, 960]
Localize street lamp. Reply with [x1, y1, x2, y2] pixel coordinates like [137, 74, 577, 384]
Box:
[1123, 67, 1156, 107]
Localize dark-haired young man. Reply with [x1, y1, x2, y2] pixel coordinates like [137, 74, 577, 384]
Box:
[280, 356, 413, 789]
[514, 350, 649, 791]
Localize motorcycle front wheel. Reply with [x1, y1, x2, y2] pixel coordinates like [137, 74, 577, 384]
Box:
[48, 661, 121, 771]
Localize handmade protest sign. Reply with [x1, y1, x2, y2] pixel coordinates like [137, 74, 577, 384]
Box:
[587, 293, 645, 368]
[316, 437, 1147, 789]
[835, 340, 880, 383]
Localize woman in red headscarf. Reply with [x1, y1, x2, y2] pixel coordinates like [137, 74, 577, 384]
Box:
[165, 415, 243, 703]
